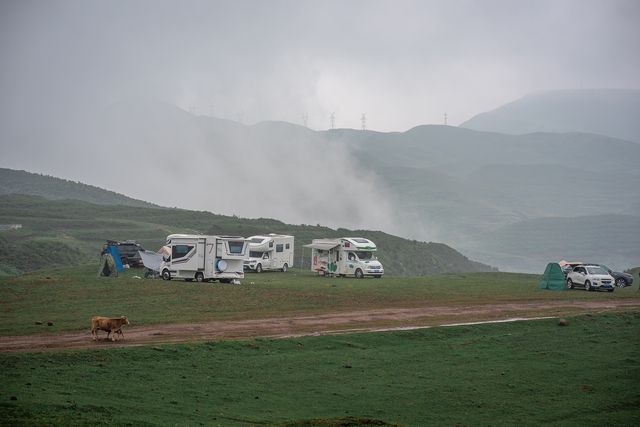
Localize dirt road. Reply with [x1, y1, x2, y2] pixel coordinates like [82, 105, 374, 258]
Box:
[1, 299, 638, 352]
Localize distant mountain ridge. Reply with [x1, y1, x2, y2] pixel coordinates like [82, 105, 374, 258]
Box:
[2, 93, 639, 273]
[0, 168, 156, 208]
[327, 124, 640, 271]
[460, 89, 640, 143]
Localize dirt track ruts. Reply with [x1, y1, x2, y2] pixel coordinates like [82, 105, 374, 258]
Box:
[1, 299, 638, 352]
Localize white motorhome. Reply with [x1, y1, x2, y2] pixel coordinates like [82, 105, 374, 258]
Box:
[161, 234, 248, 282]
[305, 237, 384, 278]
[244, 234, 294, 272]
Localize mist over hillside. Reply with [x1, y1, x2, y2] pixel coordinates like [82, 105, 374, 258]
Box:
[460, 89, 640, 143]
[1, 99, 400, 236]
[1, 96, 639, 273]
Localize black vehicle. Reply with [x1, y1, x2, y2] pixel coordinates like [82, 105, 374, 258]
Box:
[104, 240, 145, 267]
[598, 264, 634, 288]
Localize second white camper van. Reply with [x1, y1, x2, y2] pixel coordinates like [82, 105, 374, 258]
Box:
[161, 234, 248, 282]
[244, 234, 294, 272]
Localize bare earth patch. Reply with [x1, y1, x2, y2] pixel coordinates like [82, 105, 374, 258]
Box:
[1, 299, 638, 352]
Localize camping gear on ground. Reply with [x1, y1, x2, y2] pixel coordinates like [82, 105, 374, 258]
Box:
[539, 262, 566, 290]
[98, 244, 125, 277]
[139, 250, 166, 272]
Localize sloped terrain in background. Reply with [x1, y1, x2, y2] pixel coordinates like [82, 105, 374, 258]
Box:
[462, 215, 640, 273]
[460, 88, 640, 143]
[328, 125, 640, 271]
[0, 194, 494, 276]
[0, 168, 155, 208]
[2, 94, 639, 273]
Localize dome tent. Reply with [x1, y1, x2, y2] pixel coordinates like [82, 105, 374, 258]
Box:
[539, 262, 566, 290]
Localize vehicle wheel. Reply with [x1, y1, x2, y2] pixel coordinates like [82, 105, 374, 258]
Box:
[615, 278, 626, 288]
[256, 264, 263, 273]
[355, 268, 364, 279]
[567, 278, 574, 289]
[162, 269, 171, 281]
[282, 263, 288, 272]
[585, 280, 592, 291]
[195, 273, 204, 282]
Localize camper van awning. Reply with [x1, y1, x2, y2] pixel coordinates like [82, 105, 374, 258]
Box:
[304, 242, 340, 250]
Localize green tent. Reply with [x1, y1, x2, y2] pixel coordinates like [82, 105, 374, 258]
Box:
[97, 253, 118, 277]
[539, 262, 566, 290]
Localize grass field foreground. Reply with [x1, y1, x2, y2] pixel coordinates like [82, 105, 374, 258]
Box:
[1, 312, 639, 426]
[2, 266, 640, 337]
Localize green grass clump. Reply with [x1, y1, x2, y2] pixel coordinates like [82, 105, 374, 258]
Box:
[1, 312, 639, 426]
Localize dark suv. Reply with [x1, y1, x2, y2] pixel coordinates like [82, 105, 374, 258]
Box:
[598, 264, 634, 288]
[105, 240, 145, 267]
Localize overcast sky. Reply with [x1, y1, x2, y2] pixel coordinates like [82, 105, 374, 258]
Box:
[1, 0, 639, 132]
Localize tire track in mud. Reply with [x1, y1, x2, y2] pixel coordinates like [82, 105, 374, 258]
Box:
[1, 299, 638, 352]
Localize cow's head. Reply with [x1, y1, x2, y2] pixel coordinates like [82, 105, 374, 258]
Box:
[121, 315, 130, 325]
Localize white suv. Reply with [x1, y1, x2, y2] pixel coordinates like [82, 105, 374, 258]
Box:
[566, 265, 615, 292]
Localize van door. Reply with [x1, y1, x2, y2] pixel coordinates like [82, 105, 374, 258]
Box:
[196, 239, 205, 270]
[275, 243, 284, 269]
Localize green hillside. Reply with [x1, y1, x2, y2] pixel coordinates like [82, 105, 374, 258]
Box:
[0, 168, 155, 208]
[0, 194, 494, 276]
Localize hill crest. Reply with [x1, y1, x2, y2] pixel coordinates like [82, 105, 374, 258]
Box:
[460, 88, 640, 143]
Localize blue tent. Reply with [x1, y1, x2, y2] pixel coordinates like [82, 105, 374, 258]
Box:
[107, 245, 125, 272]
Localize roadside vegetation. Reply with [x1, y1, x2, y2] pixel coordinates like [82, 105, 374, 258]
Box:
[2, 312, 639, 426]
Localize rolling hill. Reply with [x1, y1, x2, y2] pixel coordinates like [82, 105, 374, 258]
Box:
[0, 168, 155, 208]
[460, 88, 640, 143]
[2, 95, 639, 273]
[0, 192, 494, 276]
[330, 125, 640, 271]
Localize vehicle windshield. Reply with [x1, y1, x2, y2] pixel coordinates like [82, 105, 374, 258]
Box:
[586, 266, 608, 275]
[353, 238, 370, 244]
[355, 251, 376, 260]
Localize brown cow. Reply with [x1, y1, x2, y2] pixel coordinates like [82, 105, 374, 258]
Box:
[91, 316, 130, 341]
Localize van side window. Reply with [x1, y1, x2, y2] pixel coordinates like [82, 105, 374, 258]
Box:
[276, 244, 284, 253]
[269, 242, 274, 248]
[227, 241, 245, 254]
[172, 245, 194, 259]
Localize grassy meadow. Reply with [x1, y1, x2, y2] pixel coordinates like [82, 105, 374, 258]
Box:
[1, 266, 640, 337]
[1, 312, 639, 426]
